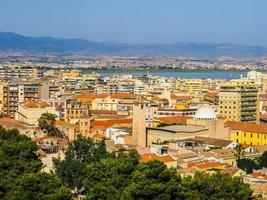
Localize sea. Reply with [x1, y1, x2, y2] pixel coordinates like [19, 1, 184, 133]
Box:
[92, 70, 250, 79]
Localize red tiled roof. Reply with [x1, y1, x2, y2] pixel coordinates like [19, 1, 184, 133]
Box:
[225, 121, 267, 134]
[90, 110, 117, 115]
[23, 101, 52, 108]
[75, 93, 109, 100]
[110, 93, 138, 99]
[90, 118, 132, 129]
[157, 116, 187, 125]
[0, 117, 32, 128]
[205, 92, 219, 98]
[140, 153, 175, 163]
[171, 94, 191, 101]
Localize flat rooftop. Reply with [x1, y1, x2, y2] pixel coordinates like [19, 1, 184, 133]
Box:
[150, 125, 208, 133]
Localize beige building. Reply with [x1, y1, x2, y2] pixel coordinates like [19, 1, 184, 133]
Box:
[15, 101, 58, 126]
[187, 106, 230, 140]
[0, 81, 49, 118]
[132, 104, 230, 147]
[0, 117, 35, 138]
[219, 79, 259, 123]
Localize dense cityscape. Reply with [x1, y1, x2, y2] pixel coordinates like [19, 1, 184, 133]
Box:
[1, 60, 267, 198]
[1, 0, 267, 199]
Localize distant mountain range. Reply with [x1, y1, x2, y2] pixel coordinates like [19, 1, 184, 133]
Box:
[0, 32, 267, 58]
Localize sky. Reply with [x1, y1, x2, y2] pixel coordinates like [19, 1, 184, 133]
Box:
[0, 0, 266, 46]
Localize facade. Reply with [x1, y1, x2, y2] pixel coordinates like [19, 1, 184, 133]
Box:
[0, 81, 49, 118]
[227, 121, 267, 146]
[65, 99, 90, 124]
[15, 101, 58, 126]
[187, 106, 230, 140]
[219, 79, 259, 123]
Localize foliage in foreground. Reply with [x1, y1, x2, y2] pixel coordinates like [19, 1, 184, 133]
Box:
[0, 128, 254, 200]
[236, 144, 267, 173]
[0, 127, 71, 200]
[55, 136, 254, 200]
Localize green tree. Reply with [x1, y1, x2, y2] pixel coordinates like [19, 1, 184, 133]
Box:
[38, 112, 60, 137]
[0, 127, 71, 200]
[54, 135, 110, 189]
[258, 151, 267, 168]
[181, 172, 253, 200]
[83, 150, 139, 200]
[237, 158, 260, 174]
[121, 160, 183, 200]
[7, 173, 72, 200]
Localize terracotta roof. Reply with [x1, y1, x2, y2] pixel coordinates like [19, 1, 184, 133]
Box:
[0, 117, 32, 129]
[22, 101, 52, 108]
[248, 172, 267, 180]
[90, 110, 117, 115]
[225, 121, 267, 134]
[110, 93, 138, 99]
[157, 116, 187, 125]
[222, 167, 241, 176]
[187, 160, 223, 169]
[140, 153, 176, 163]
[204, 92, 219, 98]
[90, 118, 132, 130]
[171, 94, 191, 101]
[196, 162, 223, 169]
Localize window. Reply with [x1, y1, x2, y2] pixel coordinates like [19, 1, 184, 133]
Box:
[251, 133, 253, 138]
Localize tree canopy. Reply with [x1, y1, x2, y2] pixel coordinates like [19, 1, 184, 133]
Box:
[38, 112, 61, 137]
[54, 135, 110, 189]
[0, 127, 71, 200]
[0, 127, 254, 200]
[55, 135, 253, 200]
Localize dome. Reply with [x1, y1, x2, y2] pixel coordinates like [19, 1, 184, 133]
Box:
[194, 106, 217, 120]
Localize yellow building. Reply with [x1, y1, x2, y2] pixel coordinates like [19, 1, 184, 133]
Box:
[61, 70, 81, 78]
[219, 79, 259, 123]
[227, 121, 267, 145]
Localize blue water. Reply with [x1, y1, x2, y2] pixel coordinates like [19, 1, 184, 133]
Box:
[100, 70, 248, 79]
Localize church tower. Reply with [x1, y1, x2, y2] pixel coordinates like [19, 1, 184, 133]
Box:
[132, 103, 147, 147]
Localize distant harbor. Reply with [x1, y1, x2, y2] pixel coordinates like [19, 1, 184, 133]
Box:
[82, 69, 251, 79]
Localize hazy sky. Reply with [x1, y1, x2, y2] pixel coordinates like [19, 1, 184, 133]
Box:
[0, 0, 266, 46]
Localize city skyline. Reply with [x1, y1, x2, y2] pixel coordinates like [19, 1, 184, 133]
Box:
[0, 0, 266, 46]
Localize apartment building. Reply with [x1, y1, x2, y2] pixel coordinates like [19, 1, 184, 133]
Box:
[65, 99, 90, 123]
[0, 81, 49, 118]
[219, 79, 259, 123]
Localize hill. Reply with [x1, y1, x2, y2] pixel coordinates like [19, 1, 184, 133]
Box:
[0, 32, 267, 58]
